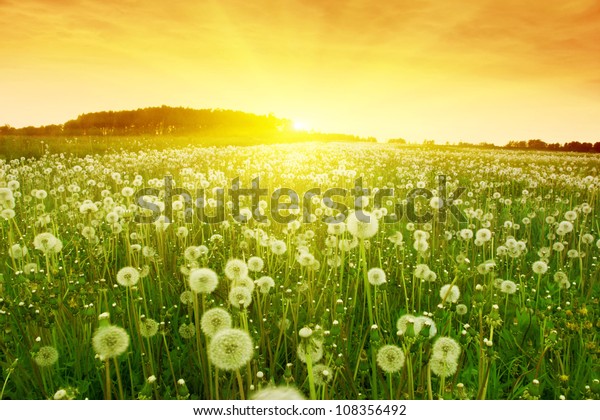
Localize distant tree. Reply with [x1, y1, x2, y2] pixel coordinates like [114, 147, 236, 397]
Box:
[527, 139, 547, 150]
[0, 124, 15, 135]
[388, 138, 407, 144]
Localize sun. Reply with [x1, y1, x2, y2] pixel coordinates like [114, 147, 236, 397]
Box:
[292, 120, 309, 131]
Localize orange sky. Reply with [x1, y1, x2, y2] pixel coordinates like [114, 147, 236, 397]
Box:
[1, 0, 599, 143]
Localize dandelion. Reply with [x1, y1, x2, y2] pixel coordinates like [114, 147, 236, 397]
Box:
[346, 211, 379, 239]
[142, 246, 156, 258]
[414, 316, 438, 338]
[178, 323, 196, 339]
[207, 328, 253, 371]
[459, 229, 473, 240]
[34, 346, 59, 367]
[1, 209, 15, 220]
[201, 308, 232, 337]
[299, 326, 313, 338]
[567, 249, 579, 259]
[233, 276, 255, 292]
[396, 314, 416, 335]
[184, 246, 202, 261]
[564, 210, 577, 221]
[256, 276, 275, 293]
[179, 290, 194, 305]
[33, 232, 62, 255]
[367, 268, 387, 286]
[297, 340, 324, 364]
[188, 268, 219, 294]
[224, 259, 249, 281]
[388, 231, 404, 246]
[53, 389, 70, 400]
[557, 221, 573, 234]
[476, 228, 492, 242]
[429, 355, 459, 378]
[270, 240, 287, 255]
[430, 197, 443, 209]
[0, 187, 14, 202]
[456, 304, 468, 315]
[312, 364, 332, 385]
[414, 264, 431, 279]
[228, 286, 252, 309]
[413, 239, 429, 253]
[581, 233, 594, 244]
[8, 244, 28, 259]
[440, 284, 460, 303]
[500, 280, 517, 295]
[423, 270, 437, 282]
[532, 261, 548, 275]
[432, 337, 461, 361]
[139, 318, 159, 338]
[176, 226, 189, 239]
[247, 256, 264, 272]
[553, 271, 568, 283]
[376, 345, 405, 373]
[116, 266, 140, 287]
[92, 325, 130, 359]
[251, 386, 306, 400]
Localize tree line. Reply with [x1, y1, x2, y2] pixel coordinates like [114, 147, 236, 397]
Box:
[387, 138, 600, 153]
[0, 106, 374, 143]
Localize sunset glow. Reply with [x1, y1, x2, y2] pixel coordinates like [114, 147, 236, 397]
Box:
[1, 0, 599, 143]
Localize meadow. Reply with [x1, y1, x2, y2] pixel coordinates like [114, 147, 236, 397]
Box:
[0, 142, 598, 400]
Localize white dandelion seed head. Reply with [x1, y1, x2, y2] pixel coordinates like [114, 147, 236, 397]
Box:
[116, 266, 140, 287]
[297, 340, 324, 364]
[224, 259, 249, 281]
[139, 318, 159, 338]
[188, 268, 219, 294]
[440, 284, 460, 303]
[247, 256, 264, 272]
[500, 280, 517, 295]
[232, 276, 255, 293]
[251, 385, 306, 400]
[34, 346, 59, 367]
[228, 286, 252, 309]
[532, 261, 548, 275]
[201, 308, 232, 337]
[178, 323, 196, 339]
[346, 211, 379, 240]
[92, 325, 130, 359]
[367, 267, 387, 286]
[376, 345, 405, 373]
[179, 290, 194, 305]
[256, 276, 275, 293]
[432, 337, 461, 362]
[429, 355, 459, 378]
[208, 328, 254, 371]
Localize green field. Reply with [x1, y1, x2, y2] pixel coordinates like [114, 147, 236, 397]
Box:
[0, 142, 598, 400]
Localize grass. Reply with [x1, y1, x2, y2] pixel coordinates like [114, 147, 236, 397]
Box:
[0, 141, 598, 400]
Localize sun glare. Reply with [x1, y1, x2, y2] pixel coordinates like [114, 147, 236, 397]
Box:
[292, 120, 309, 131]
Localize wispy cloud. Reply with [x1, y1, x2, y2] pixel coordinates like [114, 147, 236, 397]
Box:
[1, 0, 598, 141]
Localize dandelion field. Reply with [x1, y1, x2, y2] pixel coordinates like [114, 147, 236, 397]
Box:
[0, 142, 599, 400]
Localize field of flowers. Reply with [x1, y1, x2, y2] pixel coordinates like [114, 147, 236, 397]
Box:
[0, 142, 598, 400]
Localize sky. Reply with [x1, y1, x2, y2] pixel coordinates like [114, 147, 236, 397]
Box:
[1, 0, 599, 144]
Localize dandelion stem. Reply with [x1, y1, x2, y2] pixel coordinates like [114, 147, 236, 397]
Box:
[235, 369, 245, 400]
[104, 359, 111, 400]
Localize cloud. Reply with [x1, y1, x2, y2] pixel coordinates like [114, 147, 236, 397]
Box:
[1, 0, 599, 141]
